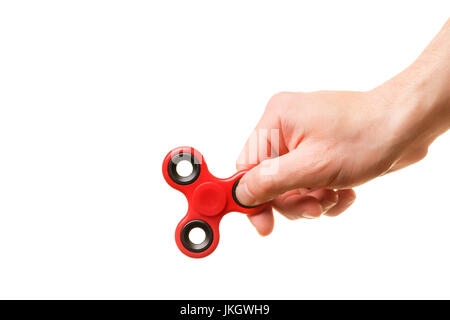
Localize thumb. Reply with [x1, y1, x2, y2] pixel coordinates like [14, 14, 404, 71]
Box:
[235, 147, 332, 206]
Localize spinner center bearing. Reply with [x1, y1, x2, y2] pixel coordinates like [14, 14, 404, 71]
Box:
[192, 182, 227, 216]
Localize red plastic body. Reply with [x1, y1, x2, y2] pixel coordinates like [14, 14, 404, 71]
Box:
[162, 146, 265, 258]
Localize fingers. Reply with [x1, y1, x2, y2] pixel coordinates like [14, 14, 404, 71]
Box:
[323, 189, 356, 217]
[271, 188, 354, 220]
[273, 194, 322, 219]
[307, 188, 340, 212]
[235, 147, 334, 207]
[247, 189, 356, 236]
[247, 206, 274, 236]
[272, 188, 338, 219]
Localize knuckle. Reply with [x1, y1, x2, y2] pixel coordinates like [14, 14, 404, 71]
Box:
[302, 148, 336, 185]
[415, 147, 429, 162]
[252, 168, 278, 199]
[265, 92, 290, 112]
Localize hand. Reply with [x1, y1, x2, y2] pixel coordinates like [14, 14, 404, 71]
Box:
[235, 19, 450, 236]
[235, 90, 416, 235]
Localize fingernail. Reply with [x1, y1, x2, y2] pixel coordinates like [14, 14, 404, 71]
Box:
[322, 200, 337, 211]
[302, 204, 324, 219]
[235, 182, 256, 207]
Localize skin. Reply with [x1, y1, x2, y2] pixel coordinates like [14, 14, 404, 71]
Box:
[235, 18, 450, 236]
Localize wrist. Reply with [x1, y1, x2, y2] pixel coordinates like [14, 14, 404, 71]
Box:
[371, 20, 450, 151]
[371, 74, 445, 156]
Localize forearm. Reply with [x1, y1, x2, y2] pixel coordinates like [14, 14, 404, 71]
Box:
[375, 18, 450, 147]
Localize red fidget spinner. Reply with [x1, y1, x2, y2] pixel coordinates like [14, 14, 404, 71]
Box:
[162, 146, 265, 258]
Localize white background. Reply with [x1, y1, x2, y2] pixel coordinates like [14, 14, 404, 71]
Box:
[0, 1, 449, 299]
